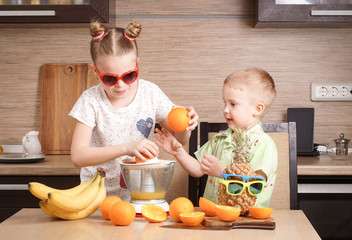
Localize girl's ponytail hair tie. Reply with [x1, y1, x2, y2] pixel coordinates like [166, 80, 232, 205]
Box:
[124, 32, 135, 41]
[93, 31, 105, 40]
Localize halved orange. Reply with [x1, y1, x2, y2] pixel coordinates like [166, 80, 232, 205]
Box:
[135, 153, 151, 163]
[248, 206, 273, 219]
[199, 197, 217, 217]
[141, 204, 167, 223]
[180, 212, 205, 226]
[215, 205, 241, 222]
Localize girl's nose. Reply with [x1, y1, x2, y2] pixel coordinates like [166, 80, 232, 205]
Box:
[115, 79, 126, 87]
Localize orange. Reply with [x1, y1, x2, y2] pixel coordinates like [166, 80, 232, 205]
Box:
[180, 212, 205, 226]
[169, 197, 194, 222]
[100, 196, 122, 220]
[110, 201, 136, 226]
[199, 197, 217, 217]
[135, 153, 151, 163]
[141, 204, 167, 223]
[215, 205, 241, 222]
[248, 206, 273, 219]
[167, 107, 191, 132]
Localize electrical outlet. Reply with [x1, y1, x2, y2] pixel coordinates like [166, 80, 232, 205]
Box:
[311, 83, 352, 101]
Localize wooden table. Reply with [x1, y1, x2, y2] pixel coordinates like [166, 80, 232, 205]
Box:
[0, 208, 321, 240]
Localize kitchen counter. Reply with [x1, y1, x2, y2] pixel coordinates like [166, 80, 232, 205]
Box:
[0, 155, 79, 176]
[298, 153, 352, 176]
[0, 208, 320, 240]
[0, 153, 351, 177]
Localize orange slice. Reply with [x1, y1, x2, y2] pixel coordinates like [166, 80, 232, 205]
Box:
[199, 197, 217, 217]
[180, 212, 205, 226]
[141, 204, 167, 223]
[248, 206, 273, 219]
[215, 205, 241, 222]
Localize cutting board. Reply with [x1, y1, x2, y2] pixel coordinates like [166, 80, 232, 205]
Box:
[40, 63, 99, 154]
[203, 216, 275, 229]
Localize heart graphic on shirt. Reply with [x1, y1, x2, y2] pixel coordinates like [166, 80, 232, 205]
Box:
[137, 117, 154, 138]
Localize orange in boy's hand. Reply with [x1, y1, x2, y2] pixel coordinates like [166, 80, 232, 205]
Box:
[167, 107, 191, 132]
[100, 196, 122, 220]
[248, 206, 273, 219]
[135, 153, 151, 163]
[141, 204, 167, 223]
[109, 201, 136, 226]
[169, 197, 194, 222]
[199, 197, 217, 217]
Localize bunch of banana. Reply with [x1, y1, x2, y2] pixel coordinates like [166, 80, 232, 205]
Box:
[28, 168, 106, 220]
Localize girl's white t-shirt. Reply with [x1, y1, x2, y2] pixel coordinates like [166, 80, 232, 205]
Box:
[69, 79, 173, 200]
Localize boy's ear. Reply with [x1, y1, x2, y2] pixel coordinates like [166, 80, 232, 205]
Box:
[254, 103, 265, 116]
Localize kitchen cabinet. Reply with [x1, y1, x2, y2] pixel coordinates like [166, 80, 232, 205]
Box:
[297, 155, 352, 239]
[298, 175, 352, 239]
[0, 0, 108, 23]
[255, 0, 352, 27]
[0, 154, 80, 222]
[0, 175, 80, 222]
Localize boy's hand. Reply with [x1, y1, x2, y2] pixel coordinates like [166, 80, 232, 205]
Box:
[154, 128, 182, 156]
[185, 106, 199, 131]
[200, 153, 226, 177]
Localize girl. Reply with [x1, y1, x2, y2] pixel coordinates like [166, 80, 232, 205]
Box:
[69, 20, 198, 200]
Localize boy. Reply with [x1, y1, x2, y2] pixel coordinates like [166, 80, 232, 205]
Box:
[154, 68, 277, 207]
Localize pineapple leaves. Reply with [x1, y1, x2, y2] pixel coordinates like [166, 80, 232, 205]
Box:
[231, 128, 251, 164]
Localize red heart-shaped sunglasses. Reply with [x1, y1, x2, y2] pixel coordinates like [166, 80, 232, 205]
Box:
[93, 63, 139, 87]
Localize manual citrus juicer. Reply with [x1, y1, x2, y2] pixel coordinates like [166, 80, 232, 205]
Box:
[120, 158, 175, 215]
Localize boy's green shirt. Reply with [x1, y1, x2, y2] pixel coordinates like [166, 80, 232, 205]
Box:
[194, 123, 278, 207]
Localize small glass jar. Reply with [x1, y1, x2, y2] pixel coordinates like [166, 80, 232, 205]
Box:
[334, 133, 350, 155]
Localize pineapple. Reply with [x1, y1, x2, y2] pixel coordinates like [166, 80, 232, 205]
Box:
[217, 128, 257, 215]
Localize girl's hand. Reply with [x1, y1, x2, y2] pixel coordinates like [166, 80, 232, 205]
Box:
[154, 128, 182, 156]
[127, 139, 159, 160]
[185, 106, 199, 131]
[200, 153, 226, 177]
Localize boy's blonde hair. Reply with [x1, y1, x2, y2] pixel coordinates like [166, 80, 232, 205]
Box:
[224, 68, 276, 114]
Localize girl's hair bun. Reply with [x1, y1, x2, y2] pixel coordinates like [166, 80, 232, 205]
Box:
[124, 22, 142, 40]
[90, 20, 108, 41]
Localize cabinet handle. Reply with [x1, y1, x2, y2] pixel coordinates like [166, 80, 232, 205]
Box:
[0, 10, 56, 16]
[311, 10, 352, 16]
[298, 184, 352, 194]
[0, 184, 28, 191]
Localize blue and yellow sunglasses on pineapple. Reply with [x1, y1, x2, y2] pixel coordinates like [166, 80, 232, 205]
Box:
[218, 173, 266, 196]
